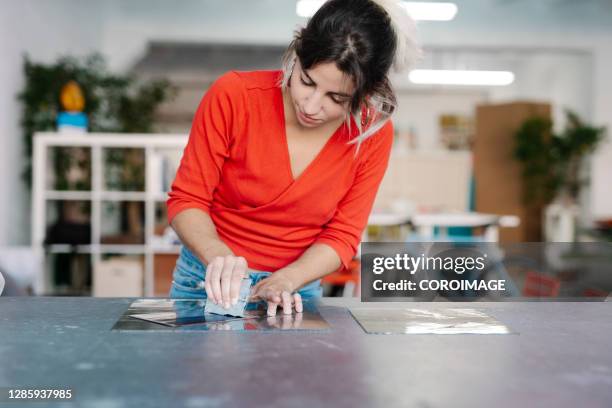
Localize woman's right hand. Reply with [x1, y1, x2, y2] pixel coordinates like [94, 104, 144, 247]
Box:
[204, 255, 248, 309]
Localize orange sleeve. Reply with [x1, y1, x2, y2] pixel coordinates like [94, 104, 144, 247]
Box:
[314, 121, 394, 269]
[166, 71, 246, 224]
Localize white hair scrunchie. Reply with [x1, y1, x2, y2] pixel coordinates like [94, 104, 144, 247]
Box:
[370, 0, 423, 72]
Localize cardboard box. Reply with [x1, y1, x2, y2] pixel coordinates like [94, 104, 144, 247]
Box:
[93, 257, 143, 297]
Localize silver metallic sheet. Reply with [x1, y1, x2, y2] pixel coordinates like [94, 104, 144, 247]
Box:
[350, 307, 515, 334]
[112, 298, 331, 332]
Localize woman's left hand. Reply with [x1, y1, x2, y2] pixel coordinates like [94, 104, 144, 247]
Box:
[250, 273, 303, 316]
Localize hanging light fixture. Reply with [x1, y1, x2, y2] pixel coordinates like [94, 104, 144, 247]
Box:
[296, 0, 458, 21]
[408, 69, 515, 86]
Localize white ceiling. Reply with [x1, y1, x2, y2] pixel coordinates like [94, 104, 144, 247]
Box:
[443, 0, 612, 32]
[107, 0, 612, 34]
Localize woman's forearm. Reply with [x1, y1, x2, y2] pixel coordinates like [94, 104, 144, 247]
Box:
[277, 243, 342, 291]
[170, 208, 234, 265]
[172, 210, 344, 291]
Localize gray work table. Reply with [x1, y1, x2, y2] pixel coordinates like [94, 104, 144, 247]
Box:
[1, 297, 611, 408]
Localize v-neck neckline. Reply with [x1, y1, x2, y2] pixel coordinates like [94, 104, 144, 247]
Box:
[278, 86, 345, 184]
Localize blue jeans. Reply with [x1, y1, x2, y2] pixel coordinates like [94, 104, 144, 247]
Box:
[169, 246, 323, 300]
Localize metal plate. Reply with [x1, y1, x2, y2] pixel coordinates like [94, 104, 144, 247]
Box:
[349, 307, 515, 334]
[112, 298, 331, 331]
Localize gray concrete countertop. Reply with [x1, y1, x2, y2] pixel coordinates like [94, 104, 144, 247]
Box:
[0, 297, 611, 408]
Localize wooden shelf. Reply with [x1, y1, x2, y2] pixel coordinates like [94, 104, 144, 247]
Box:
[45, 244, 181, 255]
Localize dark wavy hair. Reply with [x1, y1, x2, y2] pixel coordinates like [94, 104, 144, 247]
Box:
[278, 0, 420, 147]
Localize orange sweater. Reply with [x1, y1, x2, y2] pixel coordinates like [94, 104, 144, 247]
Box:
[167, 70, 393, 272]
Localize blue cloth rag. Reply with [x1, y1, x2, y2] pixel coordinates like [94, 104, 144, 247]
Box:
[204, 277, 252, 317]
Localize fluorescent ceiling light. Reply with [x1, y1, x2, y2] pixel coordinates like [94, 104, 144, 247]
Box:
[296, 0, 325, 18]
[401, 2, 457, 21]
[296, 1, 458, 21]
[409, 69, 515, 86]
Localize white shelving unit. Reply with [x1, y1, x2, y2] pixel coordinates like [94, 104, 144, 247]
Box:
[31, 132, 188, 296]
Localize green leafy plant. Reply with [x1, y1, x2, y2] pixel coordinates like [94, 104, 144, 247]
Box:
[514, 110, 606, 205]
[18, 53, 176, 189]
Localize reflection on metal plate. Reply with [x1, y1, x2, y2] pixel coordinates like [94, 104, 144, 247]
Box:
[350, 307, 514, 334]
[112, 299, 330, 332]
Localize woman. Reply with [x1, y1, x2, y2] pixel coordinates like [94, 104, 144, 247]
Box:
[167, 0, 420, 316]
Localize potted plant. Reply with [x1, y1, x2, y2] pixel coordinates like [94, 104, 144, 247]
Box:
[514, 110, 606, 241]
[19, 53, 176, 291]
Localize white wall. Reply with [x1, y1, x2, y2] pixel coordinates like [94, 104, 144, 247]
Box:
[591, 41, 612, 219]
[486, 51, 593, 132]
[392, 89, 487, 150]
[0, 0, 107, 245]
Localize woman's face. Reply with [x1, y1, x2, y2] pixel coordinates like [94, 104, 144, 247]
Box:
[288, 59, 355, 129]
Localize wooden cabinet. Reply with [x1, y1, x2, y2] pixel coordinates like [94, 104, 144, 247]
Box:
[473, 102, 551, 242]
